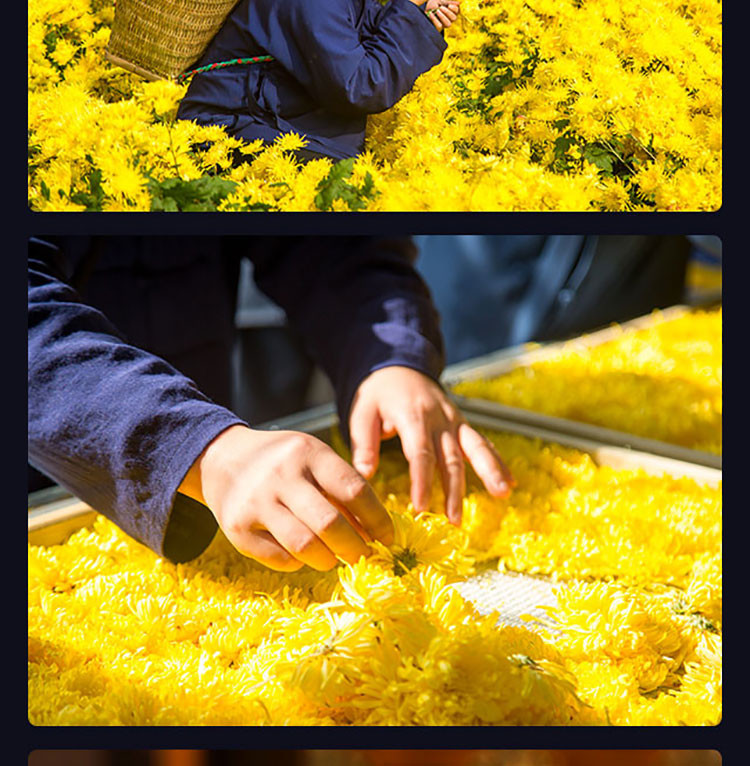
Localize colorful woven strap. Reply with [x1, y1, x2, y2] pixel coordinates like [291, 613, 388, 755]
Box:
[177, 55, 275, 83]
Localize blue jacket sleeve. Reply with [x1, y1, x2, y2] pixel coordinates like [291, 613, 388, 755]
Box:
[246, 237, 445, 440]
[28, 237, 445, 562]
[246, 0, 447, 114]
[28, 241, 245, 562]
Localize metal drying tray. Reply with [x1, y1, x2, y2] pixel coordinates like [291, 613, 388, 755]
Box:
[259, 405, 721, 626]
[441, 305, 722, 470]
[28, 405, 721, 630]
[259, 402, 721, 486]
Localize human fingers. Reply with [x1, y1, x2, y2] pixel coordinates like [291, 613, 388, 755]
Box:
[285, 483, 372, 564]
[425, 8, 443, 31]
[349, 398, 382, 479]
[457, 422, 515, 497]
[434, 8, 456, 27]
[260, 503, 339, 571]
[223, 523, 306, 572]
[310, 449, 394, 545]
[393, 411, 437, 512]
[435, 428, 466, 525]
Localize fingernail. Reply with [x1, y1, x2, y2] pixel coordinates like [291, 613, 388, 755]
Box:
[376, 523, 394, 546]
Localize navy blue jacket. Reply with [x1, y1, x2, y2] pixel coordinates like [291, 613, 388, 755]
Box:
[177, 0, 446, 159]
[28, 237, 444, 562]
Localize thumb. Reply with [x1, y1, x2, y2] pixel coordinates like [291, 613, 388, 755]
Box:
[349, 401, 382, 479]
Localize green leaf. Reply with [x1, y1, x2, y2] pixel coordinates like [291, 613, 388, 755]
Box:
[314, 159, 379, 212]
[148, 176, 237, 212]
[69, 163, 105, 211]
[582, 145, 614, 174]
[554, 135, 574, 159]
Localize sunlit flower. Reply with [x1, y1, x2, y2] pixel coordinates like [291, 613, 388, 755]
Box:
[28, 0, 721, 211]
[29, 410, 721, 725]
[455, 309, 722, 454]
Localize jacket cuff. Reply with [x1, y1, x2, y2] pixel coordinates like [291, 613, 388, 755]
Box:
[155, 411, 246, 561]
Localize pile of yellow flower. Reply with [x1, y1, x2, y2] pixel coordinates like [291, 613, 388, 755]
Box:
[28, 429, 721, 725]
[453, 308, 722, 454]
[28, 0, 722, 211]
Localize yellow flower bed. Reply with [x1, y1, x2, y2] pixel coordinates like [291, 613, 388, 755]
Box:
[454, 308, 722, 454]
[28, 430, 721, 725]
[28, 0, 722, 211]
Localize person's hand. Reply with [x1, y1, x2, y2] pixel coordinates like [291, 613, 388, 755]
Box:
[424, 0, 461, 32]
[179, 425, 394, 571]
[348, 366, 515, 525]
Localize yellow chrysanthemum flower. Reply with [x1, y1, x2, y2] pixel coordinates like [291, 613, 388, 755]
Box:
[29, 414, 720, 726]
[455, 308, 722, 454]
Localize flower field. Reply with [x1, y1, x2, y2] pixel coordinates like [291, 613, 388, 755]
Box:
[29, 429, 721, 725]
[28, 0, 722, 211]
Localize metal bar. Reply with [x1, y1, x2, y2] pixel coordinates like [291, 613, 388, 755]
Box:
[30, 405, 720, 541]
[441, 305, 691, 386]
[27, 406, 721, 630]
[453, 395, 722, 470]
[441, 304, 721, 469]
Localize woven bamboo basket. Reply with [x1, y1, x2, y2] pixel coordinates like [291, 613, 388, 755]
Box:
[105, 0, 242, 81]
